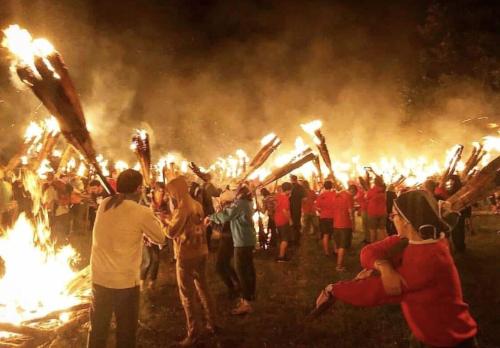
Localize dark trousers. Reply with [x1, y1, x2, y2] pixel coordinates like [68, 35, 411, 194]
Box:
[87, 284, 140, 348]
[451, 215, 466, 253]
[291, 212, 302, 243]
[234, 246, 256, 301]
[267, 218, 278, 248]
[216, 235, 238, 292]
[206, 225, 213, 250]
[140, 244, 160, 281]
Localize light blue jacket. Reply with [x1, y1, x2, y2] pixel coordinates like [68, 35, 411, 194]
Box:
[209, 199, 256, 247]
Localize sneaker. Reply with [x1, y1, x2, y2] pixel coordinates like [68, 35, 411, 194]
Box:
[275, 256, 290, 263]
[175, 335, 198, 347]
[231, 299, 253, 315]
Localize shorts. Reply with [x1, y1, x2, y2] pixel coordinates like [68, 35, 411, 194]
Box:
[319, 218, 334, 236]
[277, 224, 292, 242]
[368, 215, 386, 230]
[333, 228, 352, 249]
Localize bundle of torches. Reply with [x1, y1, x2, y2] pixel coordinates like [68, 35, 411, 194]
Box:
[0, 24, 499, 344]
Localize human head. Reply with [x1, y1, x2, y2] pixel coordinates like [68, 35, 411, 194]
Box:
[348, 184, 358, 196]
[301, 180, 310, 190]
[374, 176, 385, 189]
[260, 187, 270, 197]
[423, 179, 437, 194]
[323, 180, 333, 191]
[281, 182, 292, 193]
[290, 175, 298, 184]
[392, 190, 449, 240]
[236, 185, 252, 201]
[116, 169, 143, 194]
[446, 175, 462, 195]
[88, 179, 102, 194]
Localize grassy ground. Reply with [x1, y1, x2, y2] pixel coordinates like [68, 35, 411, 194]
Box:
[68, 215, 499, 348]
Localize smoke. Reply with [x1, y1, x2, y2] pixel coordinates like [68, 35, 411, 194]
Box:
[0, 0, 498, 168]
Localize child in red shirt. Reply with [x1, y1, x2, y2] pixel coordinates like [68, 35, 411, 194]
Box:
[316, 181, 336, 256]
[314, 190, 478, 347]
[366, 176, 387, 242]
[333, 186, 355, 271]
[274, 183, 292, 262]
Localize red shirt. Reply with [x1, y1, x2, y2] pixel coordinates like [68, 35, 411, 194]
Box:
[333, 191, 353, 228]
[355, 189, 368, 212]
[316, 190, 336, 219]
[273, 193, 290, 227]
[366, 185, 386, 217]
[332, 236, 477, 347]
[302, 190, 317, 214]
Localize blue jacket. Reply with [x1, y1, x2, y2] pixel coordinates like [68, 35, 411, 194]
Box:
[209, 199, 256, 247]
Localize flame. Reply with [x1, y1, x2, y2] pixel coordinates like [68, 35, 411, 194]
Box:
[114, 160, 129, 172]
[77, 162, 87, 177]
[301, 120, 322, 134]
[483, 136, 500, 152]
[1, 25, 56, 78]
[0, 214, 80, 325]
[24, 121, 43, 143]
[260, 133, 277, 146]
[44, 116, 60, 135]
[96, 154, 110, 177]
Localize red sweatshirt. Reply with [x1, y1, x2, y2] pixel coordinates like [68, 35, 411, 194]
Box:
[366, 185, 386, 217]
[316, 190, 336, 219]
[332, 236, 477, 347]
[274, 193, 290, 227]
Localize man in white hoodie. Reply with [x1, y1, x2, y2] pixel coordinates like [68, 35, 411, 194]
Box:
[87, 169, 165, 348]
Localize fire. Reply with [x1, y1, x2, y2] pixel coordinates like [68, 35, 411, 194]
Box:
[44, 116, 60, 135]
[483, 136, 500, 152]
[301, 120, 322, 134]
[114, 160, 129, 172]
[260, 133, 278, 146]
[0, 215, 80, 325]
[1, 25, 56, 77]
[96, 154, 110, 177]
[23, 121, 43, 143]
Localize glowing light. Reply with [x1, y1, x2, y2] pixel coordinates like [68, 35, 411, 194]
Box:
[300, 120, 322, 134]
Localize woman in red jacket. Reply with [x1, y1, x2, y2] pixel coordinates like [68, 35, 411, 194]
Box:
[314, 190, 478, 347]
[366, 176, 387, 242]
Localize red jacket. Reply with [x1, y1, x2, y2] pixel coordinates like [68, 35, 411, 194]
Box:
[316, 190, 336, 219]
[366, 185, 386, 217]
[331, 236, 477, 347]
[333, 191, 353, 229]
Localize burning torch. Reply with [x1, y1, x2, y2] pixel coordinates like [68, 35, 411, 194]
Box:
[301, 120, 335, 181]
[239, 133, 282, 183]
[1, 25, 114, 194]
[131, 129, 152, 187]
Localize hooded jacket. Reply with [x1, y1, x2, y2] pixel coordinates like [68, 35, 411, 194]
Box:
[165, 177, 208, 260]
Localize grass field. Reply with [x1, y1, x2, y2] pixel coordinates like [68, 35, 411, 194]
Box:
[68, 214, 499, 348]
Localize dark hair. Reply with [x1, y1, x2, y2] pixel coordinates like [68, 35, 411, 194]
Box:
[447, 175, 462, 195]
[323, 180, 333, 190]
[290, 175, 298, 182]
[116, 169, 143, 194]
[281, 182, 292, 192]
[423, 179, 437, 193]
[237, 185, 252, 201]
[89, 179, 101, 187]
[348, 184, 358, 195]
[260, 187, 270, 197]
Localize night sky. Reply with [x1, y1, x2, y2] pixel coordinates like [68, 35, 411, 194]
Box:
[0, 0, 498, 163]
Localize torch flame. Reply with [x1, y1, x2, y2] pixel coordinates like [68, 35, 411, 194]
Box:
[260, 133, 277, 146]
[23, 121, 43, 143]
[300, 120, 322, 134]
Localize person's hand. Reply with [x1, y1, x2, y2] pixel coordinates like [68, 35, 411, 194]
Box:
[375, 260, 407, 296]
[354, 268, 374, 280]
[203, 216, 211, 226]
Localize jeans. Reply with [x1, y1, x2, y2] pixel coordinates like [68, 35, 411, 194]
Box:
[140, 244, 160, 281]
[234, 246, 256, 301]
[87, 284, 140, 348]
[216, 235, 238, 292]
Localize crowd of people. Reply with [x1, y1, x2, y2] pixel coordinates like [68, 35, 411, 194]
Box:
[0, 163, 497, 348]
